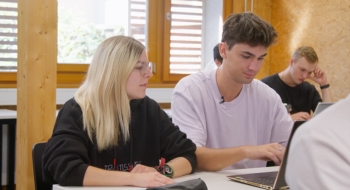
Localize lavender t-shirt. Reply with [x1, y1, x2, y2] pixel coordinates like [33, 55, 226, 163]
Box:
[172, 69, 293, 170]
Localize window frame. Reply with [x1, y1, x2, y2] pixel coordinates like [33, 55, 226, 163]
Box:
[0, 0, 207, 88]
[162, 0, 203, 81]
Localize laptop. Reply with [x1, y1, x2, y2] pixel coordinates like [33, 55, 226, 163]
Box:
[283, 103, 292, 113]
[313, 102, 333, 116]
[227, 120, 306, 190]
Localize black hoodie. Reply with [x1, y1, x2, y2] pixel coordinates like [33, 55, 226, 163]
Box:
[42, 96, 197, 186]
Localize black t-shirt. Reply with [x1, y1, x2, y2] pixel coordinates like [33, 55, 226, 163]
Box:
[261, 74, 322, 114]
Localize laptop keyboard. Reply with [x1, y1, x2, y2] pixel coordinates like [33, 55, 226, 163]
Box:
[247, 177, 275, 186]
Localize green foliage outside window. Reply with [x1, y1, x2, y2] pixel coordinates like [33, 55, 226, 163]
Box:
[58, 8, 124, 63]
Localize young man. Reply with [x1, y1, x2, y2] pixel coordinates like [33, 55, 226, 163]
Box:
[171, 12, 293, 171]
[213, 43, 223, 67]
[261, 46, 332, 121]
[286, 94, 350, 189]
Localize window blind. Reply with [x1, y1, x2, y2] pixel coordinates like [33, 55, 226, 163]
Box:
[0, 0, 17, 70]
[169, 0, 202, 74]
[130, 0, 147, 45]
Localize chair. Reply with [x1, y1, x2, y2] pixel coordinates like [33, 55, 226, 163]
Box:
[32, 142, 52, 190]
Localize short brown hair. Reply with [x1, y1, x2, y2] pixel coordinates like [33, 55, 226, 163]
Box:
[292, 46, 318, 63]
[222, 12, 278, 50]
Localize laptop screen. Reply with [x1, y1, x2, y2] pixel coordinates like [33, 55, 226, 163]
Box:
[314, 102, 333, 116]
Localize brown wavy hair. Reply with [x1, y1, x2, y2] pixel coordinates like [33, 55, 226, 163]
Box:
[222, 12, 278, 50]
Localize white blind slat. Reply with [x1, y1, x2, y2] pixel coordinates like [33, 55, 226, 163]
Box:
[0, 0, 18, 69]
[169, 0, 202, 74]
[130, 0, 147, 44]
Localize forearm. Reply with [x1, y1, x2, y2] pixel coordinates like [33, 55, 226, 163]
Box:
[83, 166, 133, 186]
[167, 157, 192, 178]
[196, 146, 246, 171]
[321, 88, 332, 102]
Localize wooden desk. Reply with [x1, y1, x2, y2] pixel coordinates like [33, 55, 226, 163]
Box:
[0, 109, 16, 190]
[53, 166, 279, 190]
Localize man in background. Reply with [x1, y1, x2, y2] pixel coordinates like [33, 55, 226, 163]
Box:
[213, 43, 223, 67]
[261, 46, 332, 121]
[172, 12, 293, 171]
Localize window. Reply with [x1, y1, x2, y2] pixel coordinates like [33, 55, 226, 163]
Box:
[162, 0, 203, 81]
[57, 0, 147, 64]
[168, 0, 202, 74]
[0, 0, 17, 71]
[56, 0, 148, 87]
[130, 0, 147, 44]
[0, 0, 210, 88]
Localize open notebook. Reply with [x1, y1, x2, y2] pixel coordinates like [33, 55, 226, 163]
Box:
[227, 120, 306, 190]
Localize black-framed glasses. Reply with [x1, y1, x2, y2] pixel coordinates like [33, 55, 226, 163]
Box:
[135, 61, 152, 76]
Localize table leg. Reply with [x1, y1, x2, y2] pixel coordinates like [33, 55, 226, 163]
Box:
[7, 123, 16, 190]
[0, 124, 3, 187]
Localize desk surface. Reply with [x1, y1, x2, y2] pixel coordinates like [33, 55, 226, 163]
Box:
[0, 109, 17, 119]
[53, 166, 279, 190]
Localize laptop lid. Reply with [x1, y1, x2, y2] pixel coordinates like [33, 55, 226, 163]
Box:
[283, 103, 292, 113]
[314, 102, 333, 116]
[227, 121, 306, 190]
[272, 120, 305, 189]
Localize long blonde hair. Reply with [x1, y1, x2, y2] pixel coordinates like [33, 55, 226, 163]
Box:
[75, 36, 145, 151]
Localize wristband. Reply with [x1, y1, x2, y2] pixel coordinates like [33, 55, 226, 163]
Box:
[320, 84, 330, 89]
[163, 163, 174, 178]
[154, 157, 166, 173]
[154, 163, 174, 178]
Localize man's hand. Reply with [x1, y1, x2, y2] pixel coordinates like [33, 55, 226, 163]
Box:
[291, 112, 311, 121]
[242, 143, 285, 166]
[309, 67, 328, 86]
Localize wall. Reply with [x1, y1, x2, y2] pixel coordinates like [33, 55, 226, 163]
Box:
[226, 0, 273, 80]
[202, 0, 223, 71]
[0, 88, 174, 106]
[270, 0, 350, 101]
[253, 0, 272, 79]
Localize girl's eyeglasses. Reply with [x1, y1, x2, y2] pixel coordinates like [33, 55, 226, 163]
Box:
[135, 61, 152, 76]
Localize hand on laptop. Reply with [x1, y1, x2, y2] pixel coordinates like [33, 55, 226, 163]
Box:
[291, 112, 311, 121]
[243, 143, 285, 166]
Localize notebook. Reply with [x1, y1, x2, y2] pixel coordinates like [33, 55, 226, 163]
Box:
[227, 120, 306, 190]
[313, 102, 333, 116]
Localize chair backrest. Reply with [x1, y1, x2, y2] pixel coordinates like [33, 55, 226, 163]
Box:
[32, 142, 52, 190]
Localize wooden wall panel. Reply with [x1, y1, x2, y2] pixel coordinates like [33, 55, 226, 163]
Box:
[271, 0, 350, 101]
[223, 0, 234, 20]
[223, 0, 273, 80]
[270, 1, 301, 74]
[17, 0, 57, 189]
[252, 0, 272, 79]
[232, 0, 245, 13]
[253, 0, 272, 22]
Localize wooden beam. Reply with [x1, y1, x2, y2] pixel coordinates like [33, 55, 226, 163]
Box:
[233, 0, 245, 13]
[17, 0, 57, 189]
[222, 0, 233, 20]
